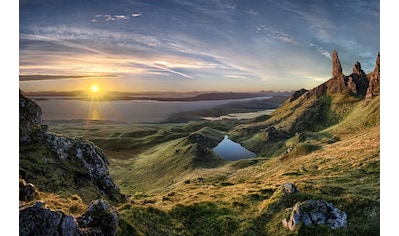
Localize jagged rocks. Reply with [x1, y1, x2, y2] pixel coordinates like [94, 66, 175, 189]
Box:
[19, 199, 119, 236]
[324, 50, 377, 97]
[77, 199, 119, 236]
[366, 52, 380, 99]
[282, 200, 347, 231]
[346, 61, 369, 96]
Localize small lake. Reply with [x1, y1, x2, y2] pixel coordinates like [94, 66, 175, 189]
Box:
[213, 135, 257, 161]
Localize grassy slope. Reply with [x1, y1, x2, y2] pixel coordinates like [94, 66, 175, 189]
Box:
[113, 96, 379, 235]
[36, 95, 379, 235]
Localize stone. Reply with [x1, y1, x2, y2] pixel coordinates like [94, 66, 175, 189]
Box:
[282, 199, 347, 231]
[19, 201, 83, 236]
[77, 199, 119, 236]
[282, 182, 299, 194]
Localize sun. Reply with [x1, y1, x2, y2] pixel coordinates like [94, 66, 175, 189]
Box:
[91, 84, 99, 93]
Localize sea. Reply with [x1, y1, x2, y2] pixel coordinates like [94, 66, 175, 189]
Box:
[31, 96, 271, 123]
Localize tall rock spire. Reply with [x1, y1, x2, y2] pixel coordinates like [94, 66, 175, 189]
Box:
[332, 50, 342, 77]
[366, 52, 380, 99]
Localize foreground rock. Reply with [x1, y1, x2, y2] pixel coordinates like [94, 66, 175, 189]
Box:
[282, 199, 347, 231]
[19, 201, 82, 236]
[77, 199, 119, 235]
[19, 199, 119, 236]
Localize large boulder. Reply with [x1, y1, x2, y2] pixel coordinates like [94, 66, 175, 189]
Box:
[282, 199, 347, 231]
[20, 199, 119, 236]
[19, 201, 83, 236]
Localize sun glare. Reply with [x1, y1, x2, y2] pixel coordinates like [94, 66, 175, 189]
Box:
[91, 85, 99, 92]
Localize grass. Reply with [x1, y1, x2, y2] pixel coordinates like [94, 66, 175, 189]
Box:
[31, 93, 379, 235]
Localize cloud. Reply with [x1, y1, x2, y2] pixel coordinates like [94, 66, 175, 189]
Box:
[310, 43, 332, 59]
[225, 75, 248, 80]
[247, 25, 300, 45]
[91, 14, 136, 23]
[19, 74, 116, 82]
[245, 9, 258, 16]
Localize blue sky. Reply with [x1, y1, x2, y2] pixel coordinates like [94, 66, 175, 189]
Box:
[19, 0, 380, 92]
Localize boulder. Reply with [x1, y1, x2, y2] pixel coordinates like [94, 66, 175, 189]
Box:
[77, 199, 119, 236]
[19, 201, 82, 236]
[282, 182, 299, 194]
[20, 199, 119, 236]
[282, 199, 347, 231]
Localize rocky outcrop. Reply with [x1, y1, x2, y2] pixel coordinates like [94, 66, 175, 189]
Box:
[19, 201, 82, 236]
[188, 133, 219, 148]
[346, 61, 369, 96]
[366, 52, 380, 99]
[46, 134, 123, 201]
[19, 178, 37, 202]
[289, 88, 308, 102]
[19, 90, 47, 143]
[19, 91, 125, 202]
[282, 200, 347, 231]
[77, 199, 119, 236]
[19, 199, 119, 236]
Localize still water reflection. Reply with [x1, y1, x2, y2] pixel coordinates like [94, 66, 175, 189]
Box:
[213, 135, 257, 161]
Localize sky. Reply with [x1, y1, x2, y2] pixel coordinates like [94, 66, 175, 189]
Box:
[19, 0, 380, 93]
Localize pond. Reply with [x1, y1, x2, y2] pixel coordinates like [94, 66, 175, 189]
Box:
[213, 135, 257, 161]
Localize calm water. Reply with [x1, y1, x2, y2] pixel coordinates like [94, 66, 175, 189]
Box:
[213, 135, 257, 161]
[32, 97, 270, 123]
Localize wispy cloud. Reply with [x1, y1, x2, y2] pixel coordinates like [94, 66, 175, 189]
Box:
[91, 14, 133, 22]
[247, 25, 300, 45]
[310, 43, 331, 59]
[245, 9, 258, 16]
